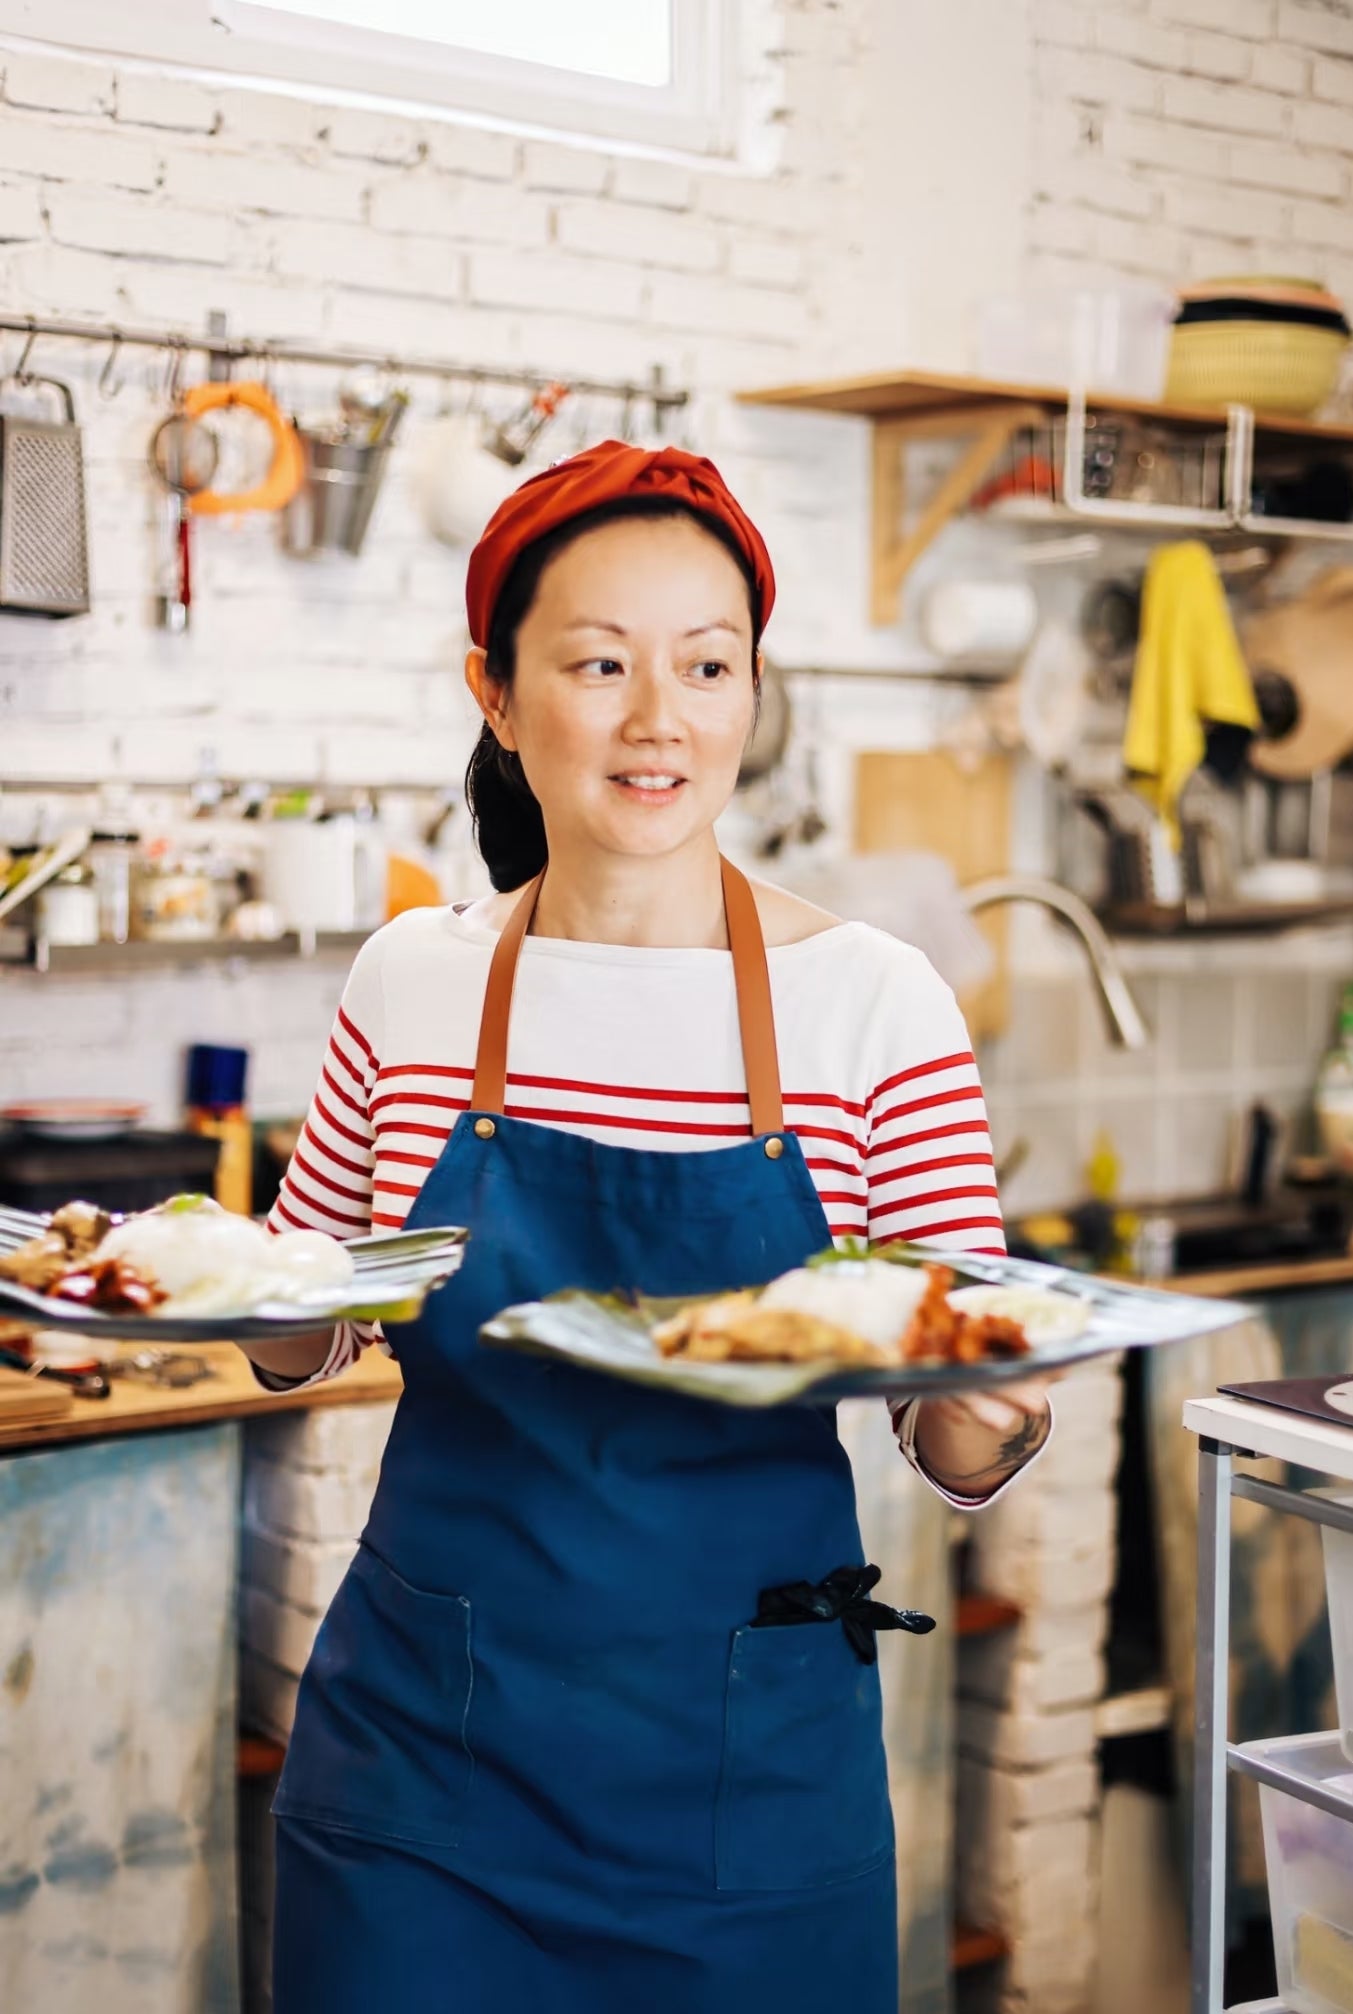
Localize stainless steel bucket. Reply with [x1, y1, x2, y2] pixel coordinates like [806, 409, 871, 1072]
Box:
[283, 432, 390, 558]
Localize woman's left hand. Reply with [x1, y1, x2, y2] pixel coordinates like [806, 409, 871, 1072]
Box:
[906, 1377, 1060, 1502]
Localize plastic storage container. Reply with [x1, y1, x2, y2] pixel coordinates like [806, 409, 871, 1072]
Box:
[1255, 1730, 1353, 2014]
[1320, 1490, 1353, 1763]
[975, 285, 1173, 400]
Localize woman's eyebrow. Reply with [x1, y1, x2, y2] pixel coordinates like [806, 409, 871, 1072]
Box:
[561, 618, 743, 638]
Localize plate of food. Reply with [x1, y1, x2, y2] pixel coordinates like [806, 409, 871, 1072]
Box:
[479, 1242, 1254, 1406]
[0, 1194, 469, 1341]
[1, 1099, 148, 1141]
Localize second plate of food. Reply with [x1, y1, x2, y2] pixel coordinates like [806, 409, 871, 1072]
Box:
[479, 1244, 1253, 1405]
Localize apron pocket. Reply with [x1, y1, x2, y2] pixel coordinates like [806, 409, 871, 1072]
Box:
[272, 1542, 474, 1850]
[715, 1622, 893, 1892]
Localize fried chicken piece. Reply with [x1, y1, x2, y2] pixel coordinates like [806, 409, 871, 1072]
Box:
[0, 1232, 73, 1293]
[653, 1291, 757, 1357]
[50, 1200, 112, 1258]
[685, 1307, 892, 1365]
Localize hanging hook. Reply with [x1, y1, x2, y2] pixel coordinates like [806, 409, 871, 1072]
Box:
[98, 332, 125, 401]
[163, 339, 188, 405]
[14, 319, 37, 384]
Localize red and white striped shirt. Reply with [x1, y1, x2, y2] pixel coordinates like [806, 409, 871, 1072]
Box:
[269, 903, 1006, 1393]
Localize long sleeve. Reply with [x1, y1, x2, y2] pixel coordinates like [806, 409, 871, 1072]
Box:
[859, 951, 1049, 1508]
[258, 933, 385, 1389]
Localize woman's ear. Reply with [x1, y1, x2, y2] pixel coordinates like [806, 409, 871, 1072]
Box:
[465, 647, 518, 752]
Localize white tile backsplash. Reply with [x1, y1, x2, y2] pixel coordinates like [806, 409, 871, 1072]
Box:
[981, 935, 1353, 1216]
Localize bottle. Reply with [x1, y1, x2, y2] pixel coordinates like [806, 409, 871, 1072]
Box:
[1315, 984, 1353, 1174]
[185, 1043, 253, 1216]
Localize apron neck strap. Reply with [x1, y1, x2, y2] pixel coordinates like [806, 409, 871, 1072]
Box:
[470, 857, 785, 1137]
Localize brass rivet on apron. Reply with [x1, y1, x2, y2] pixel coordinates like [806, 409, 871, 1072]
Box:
[474, 1117, 496, 1140]
[764, 1136, 784, 1160]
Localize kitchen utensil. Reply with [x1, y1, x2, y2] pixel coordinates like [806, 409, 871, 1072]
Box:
[149, 408, 218, 633]
[112, 1348, 213, 1388]
[261, 814, 385, 933]
[34, 861, 98, 947]
[1016, 618, 1089, 768]
[479, 1244, 1252, 1408]
[0, 1344, 109, 1398]
[737, 654, 791, 785]
[0, 372, 90, 616]
[0, 1221, 470, 1343]
[0, 827, 92, 927]
[415, 412, 525, 548]
[181, 381, 305, 516]
[1245, 570, 1353, 779]
[0, 1100, 147, 1142]
[483, 382, 569, 466]
[1082, 577, 1142, 660]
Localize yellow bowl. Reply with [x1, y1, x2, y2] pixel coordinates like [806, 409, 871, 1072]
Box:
[1164, 320, 1347, 416]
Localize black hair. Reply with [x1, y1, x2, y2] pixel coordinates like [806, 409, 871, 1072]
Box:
[464, 495, 763, 891]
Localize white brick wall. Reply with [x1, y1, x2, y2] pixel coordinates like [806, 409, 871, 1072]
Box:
[1028, 0, 1353, 291]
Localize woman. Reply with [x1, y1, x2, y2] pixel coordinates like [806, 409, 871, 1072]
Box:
[245, 441, 1053, 2014]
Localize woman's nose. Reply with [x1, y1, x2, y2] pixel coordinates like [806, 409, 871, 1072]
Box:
[623, 667, 684, 742]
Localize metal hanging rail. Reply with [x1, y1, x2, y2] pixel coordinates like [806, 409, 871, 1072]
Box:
[0, 310, 689, 421]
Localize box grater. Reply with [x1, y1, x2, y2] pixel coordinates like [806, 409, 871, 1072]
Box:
[0, 374, 90, 617]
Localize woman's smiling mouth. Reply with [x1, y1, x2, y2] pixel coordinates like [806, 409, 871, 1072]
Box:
[609, 772, 686, 799]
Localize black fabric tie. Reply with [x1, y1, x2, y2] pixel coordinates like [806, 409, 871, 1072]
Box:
[751, 1564, 936, 1666]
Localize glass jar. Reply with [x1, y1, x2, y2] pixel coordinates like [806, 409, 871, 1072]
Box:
[35, 863, 100, 947]
[132, 850, 219, 941]
[88, 831, 138, 944]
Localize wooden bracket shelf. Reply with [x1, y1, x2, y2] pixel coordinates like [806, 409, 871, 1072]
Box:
[739, 367, 1353, 627]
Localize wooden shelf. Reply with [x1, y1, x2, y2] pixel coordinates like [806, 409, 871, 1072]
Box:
[738, 367, 1353, 441]
[737, 367, 1353, 624]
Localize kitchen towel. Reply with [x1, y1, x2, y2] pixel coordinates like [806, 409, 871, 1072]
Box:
[1122, 540, 1259, 847]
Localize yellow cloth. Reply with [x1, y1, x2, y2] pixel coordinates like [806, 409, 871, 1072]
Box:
[1122, 540, 1259, 847]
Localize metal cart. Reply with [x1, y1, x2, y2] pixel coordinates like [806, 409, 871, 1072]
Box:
[1185, 1394, 1353, 2014]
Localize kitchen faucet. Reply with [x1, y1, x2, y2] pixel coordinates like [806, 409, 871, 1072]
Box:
[960, 874, 1149, 1052]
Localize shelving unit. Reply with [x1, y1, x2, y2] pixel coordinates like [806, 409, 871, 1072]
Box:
[0, 929, 370, 975]
[1183, 1394, 1353, 2014]
[737, 369, 1353, 623]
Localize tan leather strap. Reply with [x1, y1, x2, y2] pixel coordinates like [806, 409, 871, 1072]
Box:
[719, 856, 784, 1137]
[469, 858, 785, 1136]
[470, 869, 545, 1115]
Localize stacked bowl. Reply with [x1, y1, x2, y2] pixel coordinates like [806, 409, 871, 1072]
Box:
[1165, 275, 1350, 416]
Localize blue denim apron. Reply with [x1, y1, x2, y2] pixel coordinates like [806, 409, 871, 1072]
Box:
[272, 862, 900, 2012]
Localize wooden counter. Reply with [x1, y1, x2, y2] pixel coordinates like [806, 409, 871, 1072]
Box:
[0, 1341, 403, 1453]
[1157, 1254, 1353, 1300]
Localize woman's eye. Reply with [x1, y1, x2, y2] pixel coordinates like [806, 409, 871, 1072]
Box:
[578, 658, 625, 677]
[690, 660, 730, 682]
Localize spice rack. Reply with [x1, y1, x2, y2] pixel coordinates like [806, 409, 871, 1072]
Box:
[737, 370, 1353, 624]
[0, 928, 370, 975]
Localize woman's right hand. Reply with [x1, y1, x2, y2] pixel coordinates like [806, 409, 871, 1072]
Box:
[234, 1327, 335, 1386]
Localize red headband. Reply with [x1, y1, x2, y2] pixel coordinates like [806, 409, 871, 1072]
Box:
[464, 438, 775, 649]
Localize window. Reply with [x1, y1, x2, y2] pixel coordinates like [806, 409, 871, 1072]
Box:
[0, 0, 738, 156]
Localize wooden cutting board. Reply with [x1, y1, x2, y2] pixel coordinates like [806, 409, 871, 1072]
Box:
[0, 1365, 73, 1426]
[1246, 568, 1353, 780]
[853, 749, 1012, 1039]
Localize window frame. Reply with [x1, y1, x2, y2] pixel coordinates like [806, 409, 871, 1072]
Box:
[0, 0, 740, 157]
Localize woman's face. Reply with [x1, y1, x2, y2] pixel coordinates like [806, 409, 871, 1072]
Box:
[468, 514, 758, 869]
